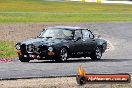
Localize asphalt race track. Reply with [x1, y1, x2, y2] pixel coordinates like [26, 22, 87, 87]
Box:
[0, 22, 132, 79]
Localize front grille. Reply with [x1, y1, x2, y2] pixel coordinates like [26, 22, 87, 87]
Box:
[20, 44, 48, 54]
[27, 44, 35, 52]
[27, 44, 48, 54]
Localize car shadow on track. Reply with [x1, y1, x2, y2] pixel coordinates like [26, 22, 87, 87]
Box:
[30, 58, 132, 63]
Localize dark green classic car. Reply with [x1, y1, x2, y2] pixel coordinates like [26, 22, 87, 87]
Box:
[16, 26, 107, 62]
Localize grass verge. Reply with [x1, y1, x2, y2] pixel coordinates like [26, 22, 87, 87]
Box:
[0, 12, 132, 23]
[0, 41, 16, 58]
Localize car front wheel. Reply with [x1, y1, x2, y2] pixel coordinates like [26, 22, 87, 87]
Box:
[55, 47, 68, 62]
[19, 57, 30, 62]
[90, 46, 102, 60]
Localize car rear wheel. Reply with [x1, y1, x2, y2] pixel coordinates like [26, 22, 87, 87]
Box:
[19, 57, 30, 62]
[90, 46, 102, 60]
[55, 47, 68, 62]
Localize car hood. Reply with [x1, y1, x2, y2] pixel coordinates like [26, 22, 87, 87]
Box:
[20, 38, 67, 46]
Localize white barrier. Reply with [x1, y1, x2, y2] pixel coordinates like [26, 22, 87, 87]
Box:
[69, 0, 132, 4]
[102, 0, 132, 4]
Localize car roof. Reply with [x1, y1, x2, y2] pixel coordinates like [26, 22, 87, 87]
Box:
[46, 26, 88, 30]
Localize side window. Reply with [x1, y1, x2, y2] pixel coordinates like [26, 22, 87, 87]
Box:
[74, 30, 82, 39]
[82, 29, 93, 39]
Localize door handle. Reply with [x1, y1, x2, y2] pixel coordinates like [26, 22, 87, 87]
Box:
[92, 39, 95, 41]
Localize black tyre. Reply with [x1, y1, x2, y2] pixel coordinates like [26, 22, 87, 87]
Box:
[90, 46, 102, 60]
[55, 47, 68, 62]
[19, 57, 30, 62]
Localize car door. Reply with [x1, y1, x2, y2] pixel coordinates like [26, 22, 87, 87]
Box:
[82, 29, 97, 52]
[69, 29, 84, 54]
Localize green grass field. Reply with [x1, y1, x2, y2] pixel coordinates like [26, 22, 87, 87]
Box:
[0, 41, 16, 58]
[0, 0, 132, 23]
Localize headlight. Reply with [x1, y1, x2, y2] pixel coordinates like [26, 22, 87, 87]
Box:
[48, 47, 53, 52]
[16, 44, 20, 50]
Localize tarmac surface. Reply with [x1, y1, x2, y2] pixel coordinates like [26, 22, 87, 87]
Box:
[0, 22, 132, 79]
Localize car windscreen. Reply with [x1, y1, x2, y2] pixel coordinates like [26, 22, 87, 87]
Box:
[38, 28, 73, 39]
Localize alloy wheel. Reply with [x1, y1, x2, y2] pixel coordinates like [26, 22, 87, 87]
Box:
[95, 47, 102, 59]
[60, 48, 68, 61]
